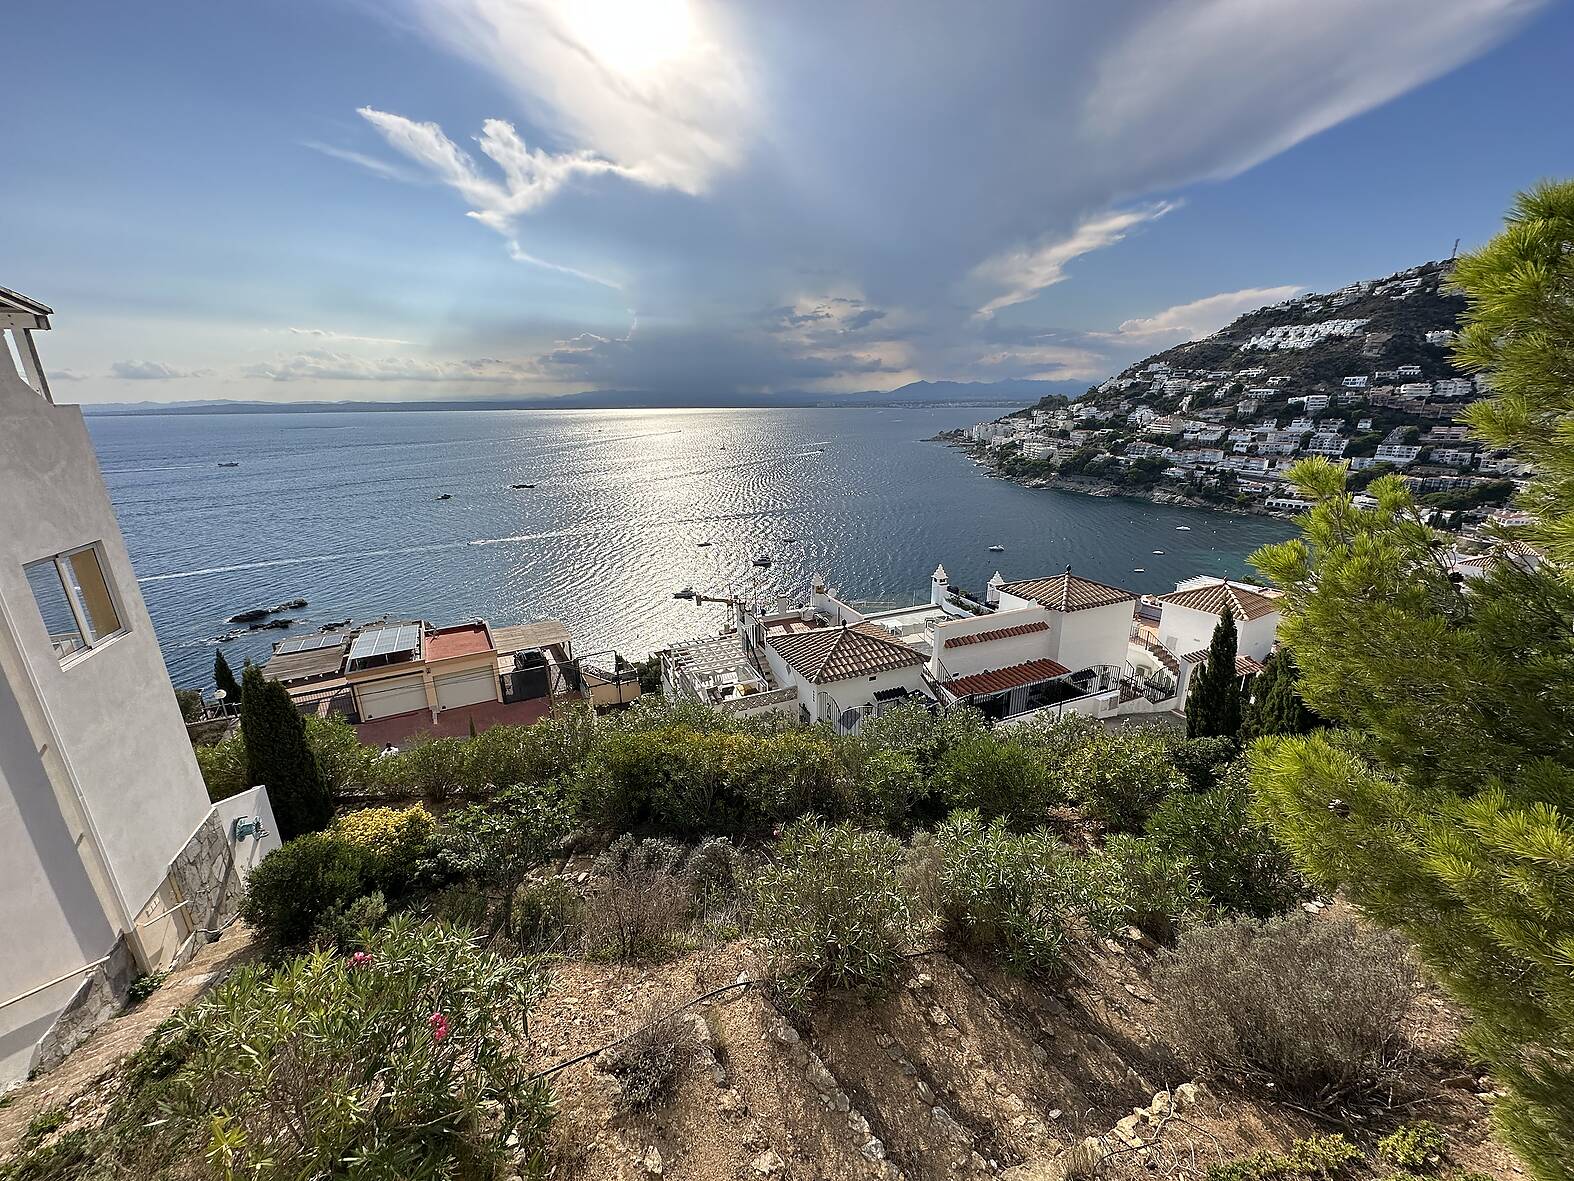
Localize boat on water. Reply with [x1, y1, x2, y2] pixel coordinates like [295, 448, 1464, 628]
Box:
[511, 483, 535, 489]
[752, 553, 773, 568]
[436, 493, 453, 501]
[673, 586, 695, 600]
[987, 544, 1005, 552]
[780, 536, 799, 544]
[1175, 525, 1191, 531]
[1152, 549, 1165, 555]
[217, 461, 240, 468]
[696, 540, 712, 547]
[1133, 568, 1145, 573]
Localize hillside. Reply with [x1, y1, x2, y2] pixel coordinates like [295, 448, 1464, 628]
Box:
[957, 260, 1527, 526]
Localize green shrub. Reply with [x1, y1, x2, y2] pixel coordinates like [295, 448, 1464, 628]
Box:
[111, 917, 553, 1180]
[1169, 735, 1239, 793]
[303, 714, 380, 797]
[241, 832, 368, 945]
[194, 730, 249, 803]
[125, 970, 169, 1005]
[751, 820, 915, 1006]
[929, 810, 1083, 976]
[847, 748, 923, 830]
[932, 734, 1059, 825]
[1207, 1133, 1363, 1180]
[511, 878, 582, 953]
[1082, 833, 1202, 943]
[1155, 914, 1419, 1109]
[309, 891, 389, 951]
[22, 1107, 67, 1145]
[1377, 1122, 1447, 1172]
[1053, 721, 1183, 832]
[1145, 772, 1308, 918]
[332, 805, 435, 895]
[390, 735, 471, 801]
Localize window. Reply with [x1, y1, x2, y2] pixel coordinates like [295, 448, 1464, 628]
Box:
[23, 544, 126, 663]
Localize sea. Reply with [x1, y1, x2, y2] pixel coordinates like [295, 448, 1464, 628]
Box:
[82, 407, 1296, 689]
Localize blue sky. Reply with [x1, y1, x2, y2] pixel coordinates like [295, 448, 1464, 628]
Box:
[6, 0, 1572, 404]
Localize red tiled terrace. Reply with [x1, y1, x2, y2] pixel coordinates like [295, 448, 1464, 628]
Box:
[424, 622, 495, 662]
[353, 694, 569, 748]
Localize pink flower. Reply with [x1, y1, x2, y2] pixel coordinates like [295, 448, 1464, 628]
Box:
[429, 1011, 450, 1043]
[349, 951, 373, 969]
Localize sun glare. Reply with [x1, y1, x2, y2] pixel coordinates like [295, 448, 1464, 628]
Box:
[559, 0, 697, 77]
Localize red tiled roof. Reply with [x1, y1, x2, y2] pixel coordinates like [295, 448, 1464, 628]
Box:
[425, 623, 495, 662]
[997, 571, 1138, 613]
[942, 620, 1050, 649]
[941, 658, 1071, 698]
[767, 622, 926, 685]
[1181, 650, 1265, 676]
[1159, 580, 1281, 622]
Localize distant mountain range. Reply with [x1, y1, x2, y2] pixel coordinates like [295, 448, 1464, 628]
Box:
[76, 378, 1090, 416]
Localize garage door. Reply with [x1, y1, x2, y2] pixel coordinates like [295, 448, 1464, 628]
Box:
[358, 674, 428, 721]
[435, 667, 498, 711]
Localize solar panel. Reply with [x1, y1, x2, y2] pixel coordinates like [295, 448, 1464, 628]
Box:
[348, 624, 421, 663]
[275, 632, 348, 656]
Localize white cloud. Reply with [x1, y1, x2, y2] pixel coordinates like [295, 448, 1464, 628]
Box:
[399, 0, 751, 194]
[1083, 0, 1543, 187]
[243, 350, 539, 383]
[286, 327, 414, 346]
[358, 108, 650, 235]
[110, 360, 207, 380]
[47, 368, 89, 382]
[975, 344, 1108, 381]
[1103, 285, 1304, 342]
[971, 202, 1179, 318]
[507, 241, 623, 289]
[301, 141, 424, 184]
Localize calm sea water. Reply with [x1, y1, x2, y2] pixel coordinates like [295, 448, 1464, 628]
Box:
[83, 407, 1295, 689]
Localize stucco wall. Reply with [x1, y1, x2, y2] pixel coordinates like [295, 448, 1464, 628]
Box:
[1053, 601, 1136, 673]
[0, 653, 117, 1085]
[0, 367, 212, 917]
[929, 606, 1057, 680]
[1159, 603, 1279, 663]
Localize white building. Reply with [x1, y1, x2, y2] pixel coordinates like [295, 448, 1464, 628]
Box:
[1375, 443, 1423, 466]
[930, 570, 1138, 723]
[1, 287, 279, 1085]
[1152, 579, 1282, 707]
[1341, 375, 1370, 389]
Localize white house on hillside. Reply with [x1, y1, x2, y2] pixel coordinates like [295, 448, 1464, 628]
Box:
[1151, 578, 1283, 707]
[0, 288, 278, 1085]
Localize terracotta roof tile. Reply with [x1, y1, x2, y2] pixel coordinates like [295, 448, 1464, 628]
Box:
[767, 622, 926, 685]
[1181, 649, 1266, 676]
[942, 620, 1050, 649]
[1159, 579, 1282, 622]
[997, 571, 1138, 613]
[941, 658, 1071, 697]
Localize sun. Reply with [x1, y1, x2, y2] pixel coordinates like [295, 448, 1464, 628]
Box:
[558, 0, 698, 78]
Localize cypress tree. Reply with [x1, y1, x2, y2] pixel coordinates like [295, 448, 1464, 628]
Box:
[240, 664, 332, 840]
[214, 650, 243, 705]
[1185, 604, 1241, 739]
[1241, 649, 1318, 740]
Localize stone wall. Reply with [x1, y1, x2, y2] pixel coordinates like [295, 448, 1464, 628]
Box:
[29, 937, 137, 1076]
[167, 811, 239, 939]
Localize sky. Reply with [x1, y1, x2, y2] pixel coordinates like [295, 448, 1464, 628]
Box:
[6, 0, 1573, 406]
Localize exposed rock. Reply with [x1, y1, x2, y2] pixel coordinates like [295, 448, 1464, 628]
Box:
[931, 1105, 973, 1146]
[641, 1145, 664, 1175]
[752, 1148, 785, 1175]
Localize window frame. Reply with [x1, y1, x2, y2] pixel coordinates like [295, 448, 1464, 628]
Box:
[24, 542, 129, 666]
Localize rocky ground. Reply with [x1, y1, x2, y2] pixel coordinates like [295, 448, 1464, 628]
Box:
[1, 906, 1527, 1180]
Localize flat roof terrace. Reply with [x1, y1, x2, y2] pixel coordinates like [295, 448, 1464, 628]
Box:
[425, 622, 494, 662]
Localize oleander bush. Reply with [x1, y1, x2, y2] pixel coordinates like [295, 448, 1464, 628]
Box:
[1081, 832, 1203, 943]
[1053, 721, 1184, 832]
[91, 918, 554, 1181]
[1154, 913, 1420, 1110]
[932, 733, 1061, 825]
[928, 810, 1085, 976]
[751, 820, 915, 1007]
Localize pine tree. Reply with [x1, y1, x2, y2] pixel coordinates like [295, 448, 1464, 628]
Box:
[1241, 649, 1318, 740]
[214, 650, 243, 705]
[240, 664, 332, 840]
[1185, 604, 1241, 739]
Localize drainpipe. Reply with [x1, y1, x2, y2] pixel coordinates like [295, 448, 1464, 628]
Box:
[0, 596, 149, 970]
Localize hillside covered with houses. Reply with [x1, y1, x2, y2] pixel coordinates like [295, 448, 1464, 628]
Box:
[955, 260, 1530, 528]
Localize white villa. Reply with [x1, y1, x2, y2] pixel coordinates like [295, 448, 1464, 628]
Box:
[1, 287, 279, 1085]
[660, 558, 1284, 732]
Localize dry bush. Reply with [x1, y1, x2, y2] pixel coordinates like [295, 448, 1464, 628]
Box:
[600, 1012, 694, 1112]
[1154, 913, 1420, 1111]
[582, 837, 693, 961]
